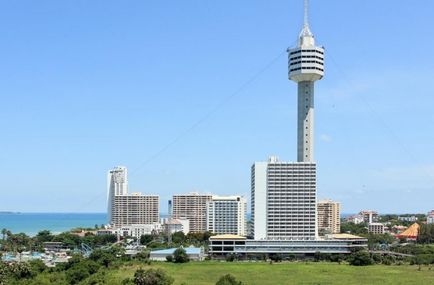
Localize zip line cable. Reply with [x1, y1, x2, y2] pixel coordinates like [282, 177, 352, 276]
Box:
[66, 47, 289, 216]
[327, 51, 434, 187]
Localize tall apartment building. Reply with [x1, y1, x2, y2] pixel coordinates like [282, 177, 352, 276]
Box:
[206, 196, 247, 236]
[172, 193, 213, 233]
[251, 156, 317, 240]
[111, 193, 159, 227]
[107, 166, 128, 223]
[317, 199, 341, 234]
[107, 166, 160, 227]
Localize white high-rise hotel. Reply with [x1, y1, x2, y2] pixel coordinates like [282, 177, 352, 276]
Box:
[207, 196, 247, 236]
[251, 0, 324, 241]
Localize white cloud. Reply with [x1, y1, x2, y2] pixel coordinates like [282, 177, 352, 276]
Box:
[319, 134, 332, 143]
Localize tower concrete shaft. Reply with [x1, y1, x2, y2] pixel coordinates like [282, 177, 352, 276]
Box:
[297, 82, 314, 162]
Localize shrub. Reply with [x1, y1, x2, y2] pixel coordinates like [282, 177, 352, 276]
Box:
[133, 268, 174, 285]
[166, 255, 173, 262]
[173, 248, 189, 263]
[215, 274, 244, 285]
[348, 251, 373, 266]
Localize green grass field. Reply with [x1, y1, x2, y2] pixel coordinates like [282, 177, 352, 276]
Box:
[107, 261, 434, 285]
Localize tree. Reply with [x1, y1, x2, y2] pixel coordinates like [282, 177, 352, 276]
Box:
[171, 232, 185, 244]
[89, 249, 115, 268]
[348, 251, 373, 266]
[215, 274, 244, 285]
[35, 230, 54, 244]
[133, 268, 174, 285]
[1, 229, 6, 241]
[173, 247, 189, 263]
[140, 235, 154, 245]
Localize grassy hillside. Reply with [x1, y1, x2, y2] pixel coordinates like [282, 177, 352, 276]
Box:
[106, 261, 434, 285]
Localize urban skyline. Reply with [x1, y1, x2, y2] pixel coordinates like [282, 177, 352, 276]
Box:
[1, 0, 434, 214]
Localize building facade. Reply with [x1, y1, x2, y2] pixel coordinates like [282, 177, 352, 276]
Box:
[252, 156, 317, 240]
[206, 196, 247, 236]
[172, 192, 213, 233]
[317, 199, 341, 234]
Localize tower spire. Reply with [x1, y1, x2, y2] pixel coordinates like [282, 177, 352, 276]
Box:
[304, 0, 309, 29]
[299, 0, 314, 47]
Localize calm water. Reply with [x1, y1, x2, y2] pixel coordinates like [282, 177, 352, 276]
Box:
[0, 213, 107, 236]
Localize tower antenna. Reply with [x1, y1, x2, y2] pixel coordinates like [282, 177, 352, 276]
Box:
[304, 0, 309, 28]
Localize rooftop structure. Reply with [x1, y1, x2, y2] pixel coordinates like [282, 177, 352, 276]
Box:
[396, 223, 420, 240]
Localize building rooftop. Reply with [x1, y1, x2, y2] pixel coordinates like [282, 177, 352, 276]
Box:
[150, 247, 201, 255]
[209, 234, 246, 240]
[331, 233, 366, 240]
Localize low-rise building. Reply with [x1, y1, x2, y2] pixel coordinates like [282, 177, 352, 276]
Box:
[346, 215, 364, 225]
[427, 211, 434, 224]
[398, 215, 418, 222]
[162, 218, 190, 235]
[368, 223, 385, 234]
[150, 247, 204, 261]
[360, 210, 378, 223]
[208, 234, 368, 259]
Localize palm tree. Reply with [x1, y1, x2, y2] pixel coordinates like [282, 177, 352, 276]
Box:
[1, 228, 7, 241]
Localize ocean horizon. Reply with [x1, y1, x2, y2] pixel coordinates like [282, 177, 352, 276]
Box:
[0, 212, 108, 236]
[0, 212, 356, 237]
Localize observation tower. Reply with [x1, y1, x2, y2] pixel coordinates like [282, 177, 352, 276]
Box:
[288, 0, 324, 162]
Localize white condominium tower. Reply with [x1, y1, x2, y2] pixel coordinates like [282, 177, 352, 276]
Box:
[317, 199, 341, 235]
[107, 166, 159, 227]
[206, 196, 247, 236]
[172, 192, 213, 233]
[107, 166, 128, 223]
[251, 0, 323, 241]
[252, 157, 316, 240]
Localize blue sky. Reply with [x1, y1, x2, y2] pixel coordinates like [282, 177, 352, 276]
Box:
[1, 0, 433, 214]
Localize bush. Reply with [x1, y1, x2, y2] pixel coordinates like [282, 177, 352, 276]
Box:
[166, 255, 173, 262]
[66, 266, 91, 284]
[215, 274, 244, 285]
[133, 268, 174, 285]
[348, 251, 373, 266]
[173, 248, 189, 263]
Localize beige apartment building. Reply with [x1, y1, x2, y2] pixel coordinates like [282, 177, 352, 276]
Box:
[172, 192, 212, 233]
[317, 199, 341, 235]
[111, 193, 159, 227]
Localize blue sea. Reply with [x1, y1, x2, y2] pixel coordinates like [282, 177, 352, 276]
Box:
[0, 212, 107, 236]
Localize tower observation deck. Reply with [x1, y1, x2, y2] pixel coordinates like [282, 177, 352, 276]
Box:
[288, 0, 324, 162]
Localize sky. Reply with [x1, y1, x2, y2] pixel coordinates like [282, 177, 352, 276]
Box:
[0, 0, 433, 214]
